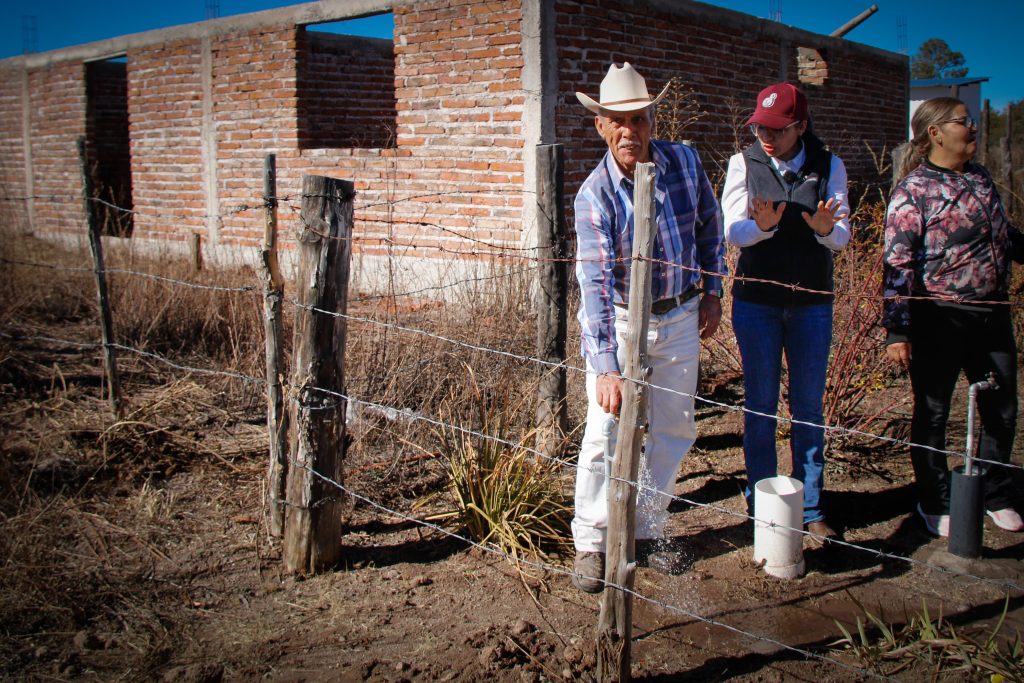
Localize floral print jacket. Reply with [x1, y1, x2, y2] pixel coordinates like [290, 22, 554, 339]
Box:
[883, 160, 1024, 343]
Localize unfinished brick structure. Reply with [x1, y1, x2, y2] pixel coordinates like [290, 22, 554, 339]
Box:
[0, 0, 907, 283]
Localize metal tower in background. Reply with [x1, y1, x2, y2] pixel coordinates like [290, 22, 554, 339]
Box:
[22, 15, 37, 54]
[205, 0, 220, 19]
[896, 16, 908, 54]
[769, 0, 782, 23]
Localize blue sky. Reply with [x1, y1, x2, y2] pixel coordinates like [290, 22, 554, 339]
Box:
[0, 0, 1020, 109]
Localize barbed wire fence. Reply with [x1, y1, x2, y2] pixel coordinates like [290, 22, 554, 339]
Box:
[2, 146, 1023, 680]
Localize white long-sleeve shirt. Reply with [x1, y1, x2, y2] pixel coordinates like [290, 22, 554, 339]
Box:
[721, 145, 852, 251]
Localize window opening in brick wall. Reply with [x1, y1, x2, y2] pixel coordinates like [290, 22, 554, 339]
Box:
[85, 56, 133, 236]
[298, 13, 397, 150]
[797, 47, 829, 87]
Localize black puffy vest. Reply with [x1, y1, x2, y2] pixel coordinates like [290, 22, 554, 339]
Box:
[731, 135, 835, 306]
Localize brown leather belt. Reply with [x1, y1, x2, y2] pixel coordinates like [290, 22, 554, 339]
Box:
[615, 286, 700, 315]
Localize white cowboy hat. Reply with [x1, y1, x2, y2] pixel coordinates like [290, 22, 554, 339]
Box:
[575, 62, 670, 115]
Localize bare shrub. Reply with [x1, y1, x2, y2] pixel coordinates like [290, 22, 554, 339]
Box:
[824, 201, 910, 451]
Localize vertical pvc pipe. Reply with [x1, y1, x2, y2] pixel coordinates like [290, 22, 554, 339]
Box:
[753, 476, 805, 579]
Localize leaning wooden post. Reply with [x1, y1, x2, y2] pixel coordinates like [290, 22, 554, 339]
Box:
[283, 175, 353, 574]
[596, 162, 656, 682]
[77, 137, 123, 418]
[259, 153, 289, 538]
[535, 143, 569, 456]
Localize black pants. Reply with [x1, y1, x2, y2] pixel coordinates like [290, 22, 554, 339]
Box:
[908, 300, 1018, 515]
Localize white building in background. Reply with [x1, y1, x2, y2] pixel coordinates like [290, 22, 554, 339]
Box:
[910, 76, 989, 141]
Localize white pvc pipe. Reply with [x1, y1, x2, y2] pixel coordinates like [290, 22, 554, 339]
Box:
[753, 476, 806, 579]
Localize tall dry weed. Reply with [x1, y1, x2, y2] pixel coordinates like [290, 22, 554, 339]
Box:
[823, 202, 909, 449]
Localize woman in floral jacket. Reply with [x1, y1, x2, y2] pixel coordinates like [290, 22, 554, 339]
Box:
[884, 97, 1024, 537]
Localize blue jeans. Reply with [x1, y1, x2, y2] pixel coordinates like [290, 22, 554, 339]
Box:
[732, 299, 832, 524]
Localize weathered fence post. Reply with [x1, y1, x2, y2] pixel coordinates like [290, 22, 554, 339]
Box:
[981, 99, 990, 167]
[259, 153, 289, 538]
[535, 143, 569, 456]
[283, 174, 353, 574]
[77, 137, 122, 418]
[190, 232, 203, 272]
[1001, 104, 1015, 215]
[891, 142, 911, 191]
[596, 162, 656, 683]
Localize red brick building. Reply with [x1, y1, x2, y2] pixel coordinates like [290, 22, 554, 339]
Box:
[0, 0, 907, 280]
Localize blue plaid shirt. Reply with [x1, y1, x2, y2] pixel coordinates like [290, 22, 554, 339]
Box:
[574, 140, 724, 374]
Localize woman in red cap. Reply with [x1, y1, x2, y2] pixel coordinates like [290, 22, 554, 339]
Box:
[721, 82, 850, 545]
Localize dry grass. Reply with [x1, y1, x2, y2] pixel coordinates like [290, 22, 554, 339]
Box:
[0, 231, 567, 676]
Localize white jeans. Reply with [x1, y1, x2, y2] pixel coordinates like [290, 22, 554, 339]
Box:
[572, 298, 700, 552]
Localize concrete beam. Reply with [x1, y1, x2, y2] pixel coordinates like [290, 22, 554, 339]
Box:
[646, 0, 906, 66]
[3, 0, 397, 68]
[520, 0, 558, 251]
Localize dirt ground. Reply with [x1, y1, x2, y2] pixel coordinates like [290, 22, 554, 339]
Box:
[3, 318, 1024, 682]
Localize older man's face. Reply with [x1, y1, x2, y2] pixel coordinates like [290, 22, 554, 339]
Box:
[595, 109, 652, 176]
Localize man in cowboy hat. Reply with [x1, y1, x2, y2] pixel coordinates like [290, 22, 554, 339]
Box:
[571, 62, 725, 593]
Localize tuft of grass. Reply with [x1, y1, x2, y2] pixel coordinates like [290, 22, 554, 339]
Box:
[417, 365, 572, 563]
[832, 594, 1024, 680]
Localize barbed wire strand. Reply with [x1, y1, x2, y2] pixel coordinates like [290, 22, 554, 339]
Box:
[305, 385, 1023, 594]
[3, 328, 1020, 597]
[303, 303, 1024, 473]
[297, 463, 896, 681]
[0, 253, 1013, 472]
[5, 186, 1020, 308]
[0, 257, 257, 294]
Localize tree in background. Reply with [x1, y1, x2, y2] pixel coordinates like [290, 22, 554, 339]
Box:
[911, 38, 968, 79]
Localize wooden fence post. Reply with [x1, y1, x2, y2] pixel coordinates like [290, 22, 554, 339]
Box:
[596, 161, 656, 682]
[891, 142, 911, 191]
[1002, 104, 1015, 215]
[981, 99, 990, 167]
[283, 175, 353, 574]
[535, 143, 568, 455]
[77, 137, 122, 418]
[259, 153, 289, 538]
[190, 232, 203, 272]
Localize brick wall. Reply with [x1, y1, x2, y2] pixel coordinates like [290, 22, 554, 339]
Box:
[297, 30, 396, 150]
[556, 0, 908, 203]
[127, 39, 206, 242]
[118, 2, 525, 258]
[0, 0, 908, 266]
[28, 62, 86, 235]
[212, 26, 300, 247]
[289, 0, 527, 260]
[0, 67, 29, 231]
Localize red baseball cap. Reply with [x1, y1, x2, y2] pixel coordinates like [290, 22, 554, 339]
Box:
[745, 83, 808, 129]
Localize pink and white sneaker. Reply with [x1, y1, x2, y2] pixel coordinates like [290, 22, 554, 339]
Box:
[986, 508, 1024, 532]
[917, 504, 949, 537]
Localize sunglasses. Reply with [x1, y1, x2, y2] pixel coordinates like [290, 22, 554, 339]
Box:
[943, 116, 977, 130]
[749, 121, 801, 138]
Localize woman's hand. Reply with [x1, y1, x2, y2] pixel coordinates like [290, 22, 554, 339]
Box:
[802, 198, 847, 236]
[886, 342, 911, 370]
[749, 196, 785, 232]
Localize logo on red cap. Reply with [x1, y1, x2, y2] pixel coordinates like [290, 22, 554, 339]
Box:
[746, 83, 808, 129]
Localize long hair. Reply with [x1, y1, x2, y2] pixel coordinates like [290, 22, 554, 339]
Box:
[894, 97, 965, 184]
